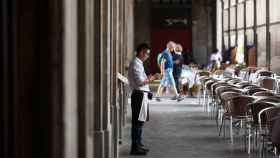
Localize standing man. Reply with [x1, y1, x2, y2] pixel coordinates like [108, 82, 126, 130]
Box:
[128, 43, 155, 155]
[209, 48, 222, 71]
[172, 43, 184, 93]
[156, 41, 183, 101]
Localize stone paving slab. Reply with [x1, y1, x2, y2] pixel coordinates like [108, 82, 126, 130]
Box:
[120, 97, 264, 158]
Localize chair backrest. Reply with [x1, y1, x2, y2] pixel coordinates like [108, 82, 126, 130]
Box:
[215, 86, 239, 102]
[200, 77, 212, 85]
[258, 71, 275, 78]
[244, 85, 261, 90]
[220, 92, 243, 110]
[272, 116, 280, 145]
[215, 85, 236, 96]
[247, 88, 268, 96]
[247, 102, 276, 125]
[224, 78, 234, 82]
[229, 95, 255, 116]
[218, 88, 243, 97]
[227, 78, 242, 84]
[258, 107, 280, 133]
[240, 84, 257, 89]
[259, 77, 276, 91]
[235, 81, 250, 88]
[256, 96, 280, 103]
[211, 82, 228, 97]
[205, 80, 216, 91]
[252, 91, 274, 96]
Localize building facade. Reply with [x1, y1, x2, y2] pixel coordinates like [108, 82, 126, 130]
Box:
[216, 0, 280, 72]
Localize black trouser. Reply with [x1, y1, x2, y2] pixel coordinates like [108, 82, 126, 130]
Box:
[174, 77, 180, 93]
[131, 90, 144, 150]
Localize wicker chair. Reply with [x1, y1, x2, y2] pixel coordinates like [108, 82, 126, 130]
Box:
[216, 87, 243, 104]
[252, 91, 275, 97]
[272, 116, 280, 156]
[218, 92, 243, 137]
[209, 82, 230, 121]
[198, 77, 212, 105]
[220, 95, 255, 144]
[203, 80, 216, 112]
[246, 102, 276, 153]
[258, 107, 280, 157]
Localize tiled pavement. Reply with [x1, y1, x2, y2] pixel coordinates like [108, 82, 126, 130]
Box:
[119, 97, 264, 158]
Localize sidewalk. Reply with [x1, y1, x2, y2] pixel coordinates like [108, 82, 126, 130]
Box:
[119, 97, 258, 158]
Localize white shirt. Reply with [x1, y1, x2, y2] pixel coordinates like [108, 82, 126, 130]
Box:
[210, 52, 222, 68]
[128, 57, 150, 122]
[128, 57, 150, 91]
[210, 52, 222, 62]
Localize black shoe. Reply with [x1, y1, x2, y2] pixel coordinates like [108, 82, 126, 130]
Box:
[139, 146, 149, 152]
[156, 97, 161, 102]
[130, 148, 147, 155]
[176, 96, 184, 102]
[136, 144, 150, 152]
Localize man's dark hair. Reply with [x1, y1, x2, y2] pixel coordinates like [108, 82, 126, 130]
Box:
[136, 43, 150, 55]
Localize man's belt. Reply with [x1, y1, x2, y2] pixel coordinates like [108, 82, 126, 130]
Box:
[133, 89, 153, 100]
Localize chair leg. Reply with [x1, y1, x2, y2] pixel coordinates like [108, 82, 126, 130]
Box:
[224, 118, 226, 138]
[219, 115, 224, 136]
[203, 88, 206, 111]
[248, 126, 251, 154]
[198, 90, 201, 104]
[230, 116, 233, 144]
[215, 107, 219, 129]
[207, 95, 210, 113]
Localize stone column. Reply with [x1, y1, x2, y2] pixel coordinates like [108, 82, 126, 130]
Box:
[118, 0, 124, 143]
[92, 0, 105, 157]
[92, 0, 113, 158]
[101, 0, 112, 158]
[126, 0, 135, 62]
[192, 0, 212, 65]
[77, 0, 96, 157]
[63, 0, 78, 158]
[111, 0, 120, 157]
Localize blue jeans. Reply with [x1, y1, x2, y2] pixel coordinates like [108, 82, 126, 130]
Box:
[131, 121, 144, 147]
